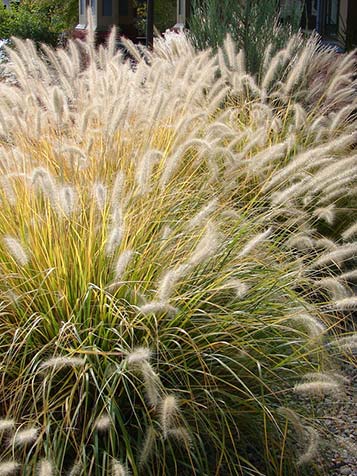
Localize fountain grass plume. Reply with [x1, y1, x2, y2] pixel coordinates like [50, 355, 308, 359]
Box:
[2, 236, 29, 266]
[342, 221, 357, 241]
[94, 413, 112, 433]
[0, 29, 356, 476]
[332, 334, 357, 353]
[112, 460, 130, 476]
[0, 462, 20, 476]
[297, 427, 319, 466]
[38, 459, 53, 476]
[159, 395, 180, 438]
[314, 277, 350, 300]
[238, 228, 272, 258]
[288, 313, 326, 339]
[11, 427, 39, 447]
[294, 380, 341, 397]
[312, 243, 357, 268]
[156, 264, 190, 302]
[126, 347, 151, 366]
[140, 361, 161, 407]
[39, 356, 86, 372]
[0, 419, 15, 433]
[112, 250, 133, 283]
[338, 269, 357, 282]
[138, 301, 178, 316]
[278, 408, 320, 465]
[333, 297, 357, 311]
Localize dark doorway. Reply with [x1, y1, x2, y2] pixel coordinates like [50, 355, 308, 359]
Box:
[347, 0, 357, 47]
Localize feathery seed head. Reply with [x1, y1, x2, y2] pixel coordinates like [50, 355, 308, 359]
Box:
[112, 460, 130, 476]
[294, 380, 340, 396]
[105, 225, 123, 256]
[0, 419, 15, 433]
[135, 149, 162, 195]
[126, 347, 151, 366]
[313, 243, 357, 268]
[160, 395, 180, 438]
[302, 372, 349, 385]
[0, 176, 16, 206]
[0, 462, 20, 476]
[141, 360, 161, 407]
[113, 249, 133, 282]
[157, 264, 190, 302]
[342, 221, 357, 241]
[333, 297, 357, 311]
[138, 301, 178, 316]
[39, 356, 86, 372]
[93, 182, 107, 212]
[68, 462, 81, 476]
[4, 290, 21, 306]
[331, 334, 357, 353]
[31, 167, 58, 206]
[139, 426, 156, 468]
[338, 269, 357, 282]
[277, 407, 304, 432]
[11, 427, 39, 447]
[186, 199, 218, 230]
[60, 146, 87, 161]
[95, 413, 111, 432]
[166, 427, 191, 446]
[52, 86, 66, 118]
[313, 205, 335, 225]
[110, 171, 125, 208]
[284, 47, 312, 97]
[188, 223, 220, 267]
[314, 277, 350, 300]
[289, 313, 326, 338]
[238, 228, 272, 258]
[314, 238, 337, 250]
[3, 236, 29, 266]
[297, 426, 319, 465]
[161, 226, 172, 241]
[223, 279, 249, 299]
[38, 459, 53, 476]
[59, 186, 77, 216]
[293, 103, 306, 130]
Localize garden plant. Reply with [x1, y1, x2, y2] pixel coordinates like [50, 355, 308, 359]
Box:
[0, 0, 78, 46]
[188, 0, 304, 75]
[0, 25, 356, 476]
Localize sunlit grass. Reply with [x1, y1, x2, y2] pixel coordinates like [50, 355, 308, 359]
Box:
[0, 29, 355, 475]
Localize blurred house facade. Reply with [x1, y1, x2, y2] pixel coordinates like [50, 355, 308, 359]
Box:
[72, 0, 356, 49]
[75, 0, 136, 40]
[281, 0, 357, 48]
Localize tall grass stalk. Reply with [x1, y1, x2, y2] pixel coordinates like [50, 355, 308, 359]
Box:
[0, 29, 356, 476]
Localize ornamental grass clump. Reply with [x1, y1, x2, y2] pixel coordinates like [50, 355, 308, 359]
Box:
[0, 28, 356, 476]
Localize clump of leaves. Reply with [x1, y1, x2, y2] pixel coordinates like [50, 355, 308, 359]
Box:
[188, 0, 303, 75]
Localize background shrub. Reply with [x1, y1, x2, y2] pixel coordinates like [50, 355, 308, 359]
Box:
[0, 0, 77, 45]
[188, 0, 304, 75]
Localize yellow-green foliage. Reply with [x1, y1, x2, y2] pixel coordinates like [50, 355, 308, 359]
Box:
[0, 30, 356, 475]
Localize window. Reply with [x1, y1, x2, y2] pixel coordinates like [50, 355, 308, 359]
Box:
[301, 0, 319, 31]
[91, 0, 96, 14]
[323, 0, 339, 36]
[103, 0, 112, 16]
[80, 0, 85, 15]
[119, 0, 129, 16]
